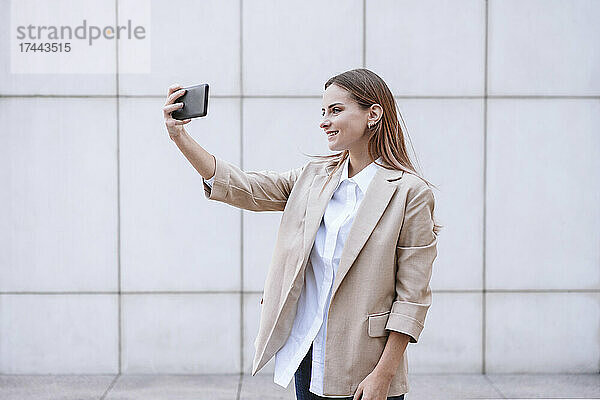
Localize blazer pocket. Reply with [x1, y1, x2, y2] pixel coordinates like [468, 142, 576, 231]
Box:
[368, 311, 391, 338]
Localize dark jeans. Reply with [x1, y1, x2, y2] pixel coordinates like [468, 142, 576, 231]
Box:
[294, 344, 405, 400]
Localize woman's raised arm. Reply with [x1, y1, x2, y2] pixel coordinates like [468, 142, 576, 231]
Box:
[163, 83, 305, 212]
[202, 157, 305, 212]
[163, 83, 216, 180]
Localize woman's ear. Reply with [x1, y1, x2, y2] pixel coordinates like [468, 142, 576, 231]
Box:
[368, 104, 383, 124]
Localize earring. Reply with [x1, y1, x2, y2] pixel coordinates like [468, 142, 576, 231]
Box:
[368, 121, 374, 128]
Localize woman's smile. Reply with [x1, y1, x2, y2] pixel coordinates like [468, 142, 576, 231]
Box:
[327, 130, 339, 140]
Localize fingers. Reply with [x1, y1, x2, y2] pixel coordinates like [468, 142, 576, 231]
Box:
[352, 386, 363, 400]
[167, 83, 183, 96]
[165, 118, 192, 127]
[163, 102, 184, 113]
[164, 88, 186, 106]
[162, 102, 184, 120]
[164, 84, 191, 130]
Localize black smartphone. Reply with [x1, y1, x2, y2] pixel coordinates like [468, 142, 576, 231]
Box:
[172, 83, 209, 120]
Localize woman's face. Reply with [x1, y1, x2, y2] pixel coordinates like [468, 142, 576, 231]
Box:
[320, 84, 370, 153]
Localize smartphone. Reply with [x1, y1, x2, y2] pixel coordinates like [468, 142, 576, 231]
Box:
[172, 83, 209, 120]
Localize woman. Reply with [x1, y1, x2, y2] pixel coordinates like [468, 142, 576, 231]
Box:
[163, 68, 440, 400]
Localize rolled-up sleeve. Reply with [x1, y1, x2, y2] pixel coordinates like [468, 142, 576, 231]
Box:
[204, 175, 215, 188]
[385, 186, 438, 343]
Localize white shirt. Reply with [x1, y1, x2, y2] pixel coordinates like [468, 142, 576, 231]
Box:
[204, 156, 382, 397]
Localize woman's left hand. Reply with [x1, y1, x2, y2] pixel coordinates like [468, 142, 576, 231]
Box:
[352, 369, 393, 400]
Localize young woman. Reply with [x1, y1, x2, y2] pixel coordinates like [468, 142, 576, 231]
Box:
[163, 68, 440, 400]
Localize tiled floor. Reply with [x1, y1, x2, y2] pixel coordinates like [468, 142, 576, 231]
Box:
[0, 373, 598, 399]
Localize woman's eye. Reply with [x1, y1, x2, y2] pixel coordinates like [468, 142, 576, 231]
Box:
[321, 108, 341, 116]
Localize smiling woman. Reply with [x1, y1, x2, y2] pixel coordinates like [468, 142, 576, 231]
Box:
[163, 68, 441, 399]
[308, 69, 441, 211]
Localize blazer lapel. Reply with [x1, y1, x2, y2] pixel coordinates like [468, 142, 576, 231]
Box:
[302, 163, 344, 258]
[330, 165, 403, 302]
[301, 160, 404, 302]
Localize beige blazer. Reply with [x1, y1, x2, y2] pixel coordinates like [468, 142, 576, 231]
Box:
[202, 155, 438, 397]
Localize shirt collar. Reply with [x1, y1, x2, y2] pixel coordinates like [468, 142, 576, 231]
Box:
[338, 156, 383, 194]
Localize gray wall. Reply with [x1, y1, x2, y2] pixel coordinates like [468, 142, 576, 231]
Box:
[1, 0, 599, 375]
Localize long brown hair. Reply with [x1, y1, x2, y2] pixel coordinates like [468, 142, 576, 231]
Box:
[303, 68, 442, 235]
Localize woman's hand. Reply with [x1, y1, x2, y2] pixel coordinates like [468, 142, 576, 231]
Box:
[352, 369, 393, 400]
[163, 83, 192, 139]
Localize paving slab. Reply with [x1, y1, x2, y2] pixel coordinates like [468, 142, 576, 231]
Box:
[0, 375, 116, 400]
[486, 374, 600, 399]
[2, 373, 599, 399]
[104, 374, 240, 400]
[239, 374, 296, 400]
[405, 374, 504, 399]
